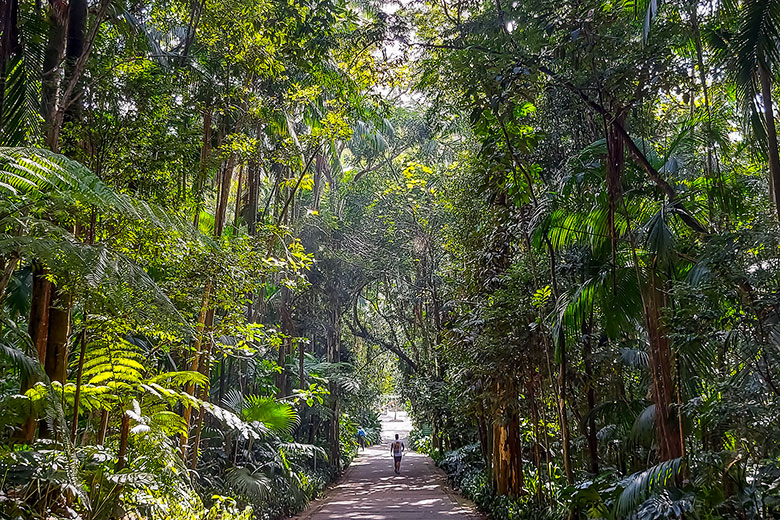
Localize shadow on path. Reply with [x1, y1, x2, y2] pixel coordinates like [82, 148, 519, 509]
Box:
[292, 411, 484, 520]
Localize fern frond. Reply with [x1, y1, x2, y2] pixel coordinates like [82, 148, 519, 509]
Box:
[147, 371, 208, 388]
[82, 339, 146, 388]
[0, 148, 202, 240]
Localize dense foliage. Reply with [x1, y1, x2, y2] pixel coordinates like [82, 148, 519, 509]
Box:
[395, 0, 780, 518]
[4, 0, 780, 519]
[0, 0, 394, 518]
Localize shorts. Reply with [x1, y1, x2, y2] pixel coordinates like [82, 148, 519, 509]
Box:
[394, 455, 402, 463]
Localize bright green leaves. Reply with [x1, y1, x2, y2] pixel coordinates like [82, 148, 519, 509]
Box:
[532, 284, 551, 309]
[241, 395, 298, 435]
[292, 382, 331, 406]
[82, 338, 146, 390]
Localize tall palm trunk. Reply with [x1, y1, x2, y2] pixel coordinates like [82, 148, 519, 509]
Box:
[759, 65, 780, 222]
[17, 264, 51, 442]
[327, 288, 341, 468]
[544, 236, 574, 484]
[181, 283, 212, 457]
[583, 318, 598, 474]
[41, 0, 67, 151]
[646, 266, 683, 461]
[44, 287, 71, 384]
[0, 0, 20, 130]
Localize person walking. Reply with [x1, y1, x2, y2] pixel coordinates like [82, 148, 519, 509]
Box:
[390, 433, 405, 474]
[357, 427, 366, 450]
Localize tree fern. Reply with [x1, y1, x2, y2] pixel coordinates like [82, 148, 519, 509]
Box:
[0, 316, 40, 382]
[0, 147, 201, 238]
[81, 337, 146, 391]
[0, 236, 186, 324]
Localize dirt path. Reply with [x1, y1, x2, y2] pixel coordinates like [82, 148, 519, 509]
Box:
[293, 411, 484, 520]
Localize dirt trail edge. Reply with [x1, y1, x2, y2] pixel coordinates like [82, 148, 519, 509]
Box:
[292, 411, 485, 520]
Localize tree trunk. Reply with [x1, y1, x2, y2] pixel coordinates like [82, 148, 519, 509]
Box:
[558, 342, 574, 483]
[477, 412, 491, 479]
[327, 289, 341, 468]
[180, 283, 212, 457]
[71, 213, 95, 444]
[97, 408, 109, 445]
[117, 410, 130, 470]
[526, 375, 544, 501]
[44, 286, 71, 384]
[277, 285, 294, 397]
[0, 0, 20, 130]
[193, 107, 213, 227]
[41, 0, 67, 151]
[190, 308, 214, 469]
[583, 320, 598, 474]
[17, 264, 51, 442]
[0, 253, 19, 301]
[759, 65, 780, 222]
[189, 153, 233, 465]
[214, 155, 235, 238]
[491, 382, 524, 497]
[70, 325, 88, 443]
[63, 0, 86, 123]
[246, 158, 260, 235]
[28, 264, 51, 363]
[606, 121, 624, 292]
[299, 329, 305, 391]
[543, 237, 573, 484]
[646, 266, 683, 461]
[233, 162, 244, 231]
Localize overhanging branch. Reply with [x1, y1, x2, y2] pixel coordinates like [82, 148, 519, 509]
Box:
[347, 290, 418, 372]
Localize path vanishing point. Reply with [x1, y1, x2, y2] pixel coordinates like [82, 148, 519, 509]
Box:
[293, 411, 484, 520]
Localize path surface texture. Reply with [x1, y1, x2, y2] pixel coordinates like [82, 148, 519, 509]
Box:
[293, 411, 484, 520]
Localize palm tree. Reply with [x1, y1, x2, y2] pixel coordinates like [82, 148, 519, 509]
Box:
[715, 0, 780, 220]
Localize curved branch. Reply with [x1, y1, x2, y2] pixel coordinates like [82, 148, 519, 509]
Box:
[347, 289, 418, 372]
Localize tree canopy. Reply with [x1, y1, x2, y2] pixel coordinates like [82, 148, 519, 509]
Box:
[2, 0, 780, 518]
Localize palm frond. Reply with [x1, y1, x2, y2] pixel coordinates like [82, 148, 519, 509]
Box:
[279, 442, 327, 460]
[0, 11, 45, 147]
[225, 466, 272, 501]
[628, 404, 656, 447]
[614, 457, 684, 518]
[242, 395, 298, 436]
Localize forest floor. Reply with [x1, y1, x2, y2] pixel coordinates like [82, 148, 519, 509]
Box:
[292, 411, 484, 519]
